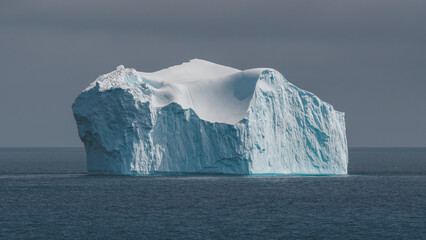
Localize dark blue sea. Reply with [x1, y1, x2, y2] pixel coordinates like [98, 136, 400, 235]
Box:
[0, 148, 425, 239]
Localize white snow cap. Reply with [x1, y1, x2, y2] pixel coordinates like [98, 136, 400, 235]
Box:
[116, 65, 125, 70]
[91, 59, 269, 124]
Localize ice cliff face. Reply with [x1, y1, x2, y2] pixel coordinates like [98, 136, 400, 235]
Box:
[72, 59, 348, 175]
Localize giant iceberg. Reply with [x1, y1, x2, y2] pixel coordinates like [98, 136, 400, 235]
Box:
[72, 59, 348, 175]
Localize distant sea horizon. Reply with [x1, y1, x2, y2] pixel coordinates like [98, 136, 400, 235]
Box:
[1, 147, 425, 175]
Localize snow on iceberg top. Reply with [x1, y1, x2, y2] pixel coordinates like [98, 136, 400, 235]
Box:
[85, 59, 273, 124]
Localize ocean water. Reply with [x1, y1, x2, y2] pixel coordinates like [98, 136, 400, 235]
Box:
[0, 148, 424, 239]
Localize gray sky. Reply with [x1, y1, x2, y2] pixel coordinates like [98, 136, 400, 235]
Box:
[1, 0, 425, 147]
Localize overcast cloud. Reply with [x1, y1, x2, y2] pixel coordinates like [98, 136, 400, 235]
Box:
[1, 0, 425, 147]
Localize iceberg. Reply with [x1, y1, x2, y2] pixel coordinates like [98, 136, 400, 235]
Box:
[72, 59, 348, 175]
